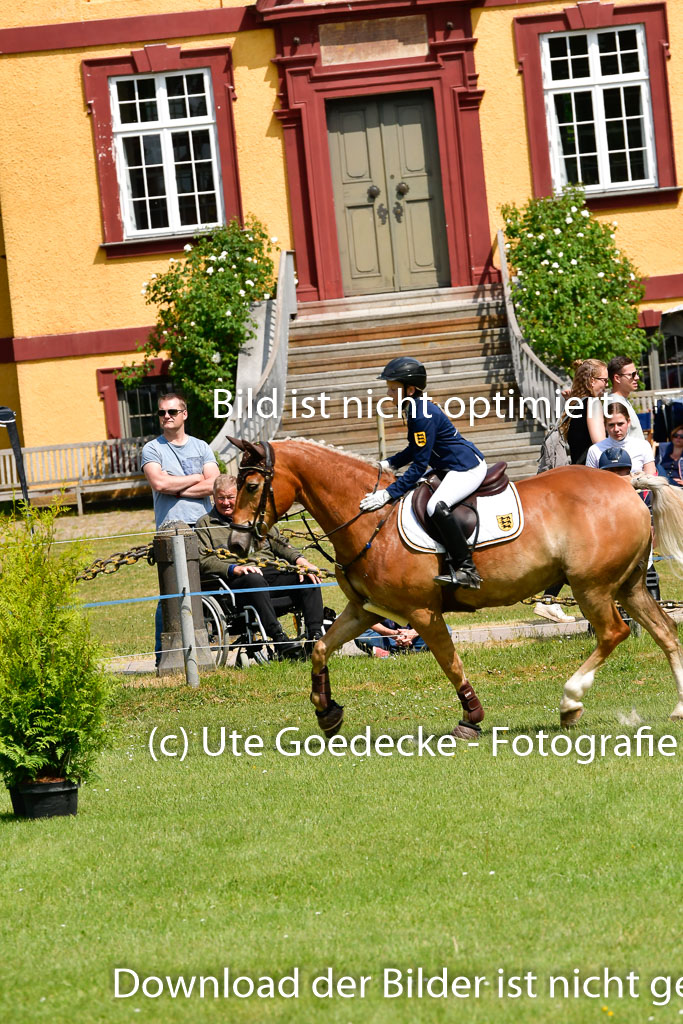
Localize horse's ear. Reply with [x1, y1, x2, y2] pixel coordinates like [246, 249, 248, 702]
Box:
[242, 440, 266, 460]
[227, 436, 246, 452]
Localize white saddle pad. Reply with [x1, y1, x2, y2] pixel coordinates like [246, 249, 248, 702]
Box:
[397, 482, 524, 554]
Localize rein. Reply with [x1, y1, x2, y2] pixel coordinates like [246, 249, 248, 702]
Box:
[236, 448, 389, 573]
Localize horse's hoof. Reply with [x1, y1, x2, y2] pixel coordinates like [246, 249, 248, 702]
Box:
[452, 721, 482, 741]
[560, 706, 584, 728]
[316, 700, 344, 738]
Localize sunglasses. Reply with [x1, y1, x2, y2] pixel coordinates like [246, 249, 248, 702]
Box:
[159, 408, 183, 418]
[672, 434, 683, 440]
[618, 371, 639, 380]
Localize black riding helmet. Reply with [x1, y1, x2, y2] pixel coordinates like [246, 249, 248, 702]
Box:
[378, 356, 427, 392]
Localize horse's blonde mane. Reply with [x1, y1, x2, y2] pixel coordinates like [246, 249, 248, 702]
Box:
[274, 437, 378, 468]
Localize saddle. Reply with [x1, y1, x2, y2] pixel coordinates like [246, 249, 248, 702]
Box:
[411, 462, 509, 542]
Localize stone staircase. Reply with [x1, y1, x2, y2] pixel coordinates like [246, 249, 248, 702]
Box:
[277, 285, 544, 480]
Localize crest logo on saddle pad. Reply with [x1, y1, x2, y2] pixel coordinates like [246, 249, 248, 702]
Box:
[413, 431, 427, 447]
[497, 513, 514, 531]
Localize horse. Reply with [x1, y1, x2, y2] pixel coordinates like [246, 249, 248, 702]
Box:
[227, 437, 683, 739]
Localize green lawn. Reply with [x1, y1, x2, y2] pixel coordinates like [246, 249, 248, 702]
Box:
[2, 635, 683, 1023]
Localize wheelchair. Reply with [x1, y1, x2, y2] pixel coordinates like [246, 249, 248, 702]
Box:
[200, 574, 304, 668]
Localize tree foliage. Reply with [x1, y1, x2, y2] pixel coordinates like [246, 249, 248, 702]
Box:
[501, 186, 647, 372]
[120, 216, 278, 439]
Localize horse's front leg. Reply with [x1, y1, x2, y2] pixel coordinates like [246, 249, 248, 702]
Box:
[408, 609, 484, 739]
[310, 603, 377, 737]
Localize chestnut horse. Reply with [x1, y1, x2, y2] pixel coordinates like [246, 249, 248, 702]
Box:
[228, 437, 683, 738]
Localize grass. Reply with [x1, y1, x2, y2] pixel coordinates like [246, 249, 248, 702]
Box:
[3, 506, 683, 1022]
[2, 634, 683, 1023]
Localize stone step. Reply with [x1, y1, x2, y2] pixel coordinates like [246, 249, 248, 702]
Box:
[290, 312, 506, 346]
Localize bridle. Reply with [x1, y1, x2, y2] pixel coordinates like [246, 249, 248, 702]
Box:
[234, 443, 391, 574]
[231, 440, 277, 541]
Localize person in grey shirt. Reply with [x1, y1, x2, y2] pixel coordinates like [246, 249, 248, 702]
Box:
[141, 392, 219, 665]
[607, 356, 644, 440]
[142, 393, 219, 528]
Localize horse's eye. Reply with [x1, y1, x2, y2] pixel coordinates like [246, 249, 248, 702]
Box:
[246, 482, 259, 494]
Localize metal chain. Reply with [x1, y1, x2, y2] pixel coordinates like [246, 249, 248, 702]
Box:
[76, 544, 153, 581]
[76, 542, 337, 583]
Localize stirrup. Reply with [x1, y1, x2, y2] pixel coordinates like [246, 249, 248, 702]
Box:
[434, 562, 482, 590]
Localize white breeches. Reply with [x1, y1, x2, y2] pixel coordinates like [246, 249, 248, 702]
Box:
[426, 460, 489, 517]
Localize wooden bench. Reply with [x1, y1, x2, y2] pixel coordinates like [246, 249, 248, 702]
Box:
[0, 437, 151, 514]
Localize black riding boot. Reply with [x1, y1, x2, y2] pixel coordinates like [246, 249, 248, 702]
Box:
[646, 564, 661, 602]
[428, 501, 482, 589]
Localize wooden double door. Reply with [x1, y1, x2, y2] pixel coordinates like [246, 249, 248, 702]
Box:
[327, 92, 450, 296]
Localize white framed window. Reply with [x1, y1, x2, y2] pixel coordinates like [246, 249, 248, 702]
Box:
[109, 70, 224, 238]
[541, 25, 656, 193]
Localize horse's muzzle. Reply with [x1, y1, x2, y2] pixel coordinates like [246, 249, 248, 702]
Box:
[227, 525, 253, 557]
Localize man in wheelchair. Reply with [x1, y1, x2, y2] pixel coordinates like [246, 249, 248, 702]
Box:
[195, 474, 325, 661]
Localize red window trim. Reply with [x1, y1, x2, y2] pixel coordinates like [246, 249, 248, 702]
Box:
[82, 44, 242, 249]
[97, 358, 170, 439]
[514, 1, 675, 198]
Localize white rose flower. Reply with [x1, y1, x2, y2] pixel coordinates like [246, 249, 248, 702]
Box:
[225, 310, 232, 316]
[184, 244, 193, 252]
[571, 259, 578, 265]
[541, 259, 549, 265]
[271, 236, 278, 243]
[581, 209, 590, 217]
[597, 272, 605, 278]
[552, 262, 559, 269]
[571, 206, 577, 213]
[602, 298, 608, 304]
[245, 279, 255, 287]
[554, 228, 562, 235]
[538, 233, 545, 240]
[577, 232, 584, 238]
[218, 267, 224, 273]
[527, 233, 534, 238]
[211, 352, 221, 364]
[263, 293, 270, 300]
[239, 289, 245, 297]
[206, 266, 214, 275]
[565, 217, 573, 224]
[190, 321, 196, 327]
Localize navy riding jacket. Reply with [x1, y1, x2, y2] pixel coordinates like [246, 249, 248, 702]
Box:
[386, 398, 484, 500]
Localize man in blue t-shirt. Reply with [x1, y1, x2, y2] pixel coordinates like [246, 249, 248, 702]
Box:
[141, 393, 219, 665]
[141, 393, 219, 529]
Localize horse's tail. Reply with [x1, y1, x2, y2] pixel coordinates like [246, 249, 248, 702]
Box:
[632, 472, 683, 574]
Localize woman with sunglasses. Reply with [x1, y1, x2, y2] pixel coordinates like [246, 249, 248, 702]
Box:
[535, 359, 608, 624]
[561, 358, 608, 465]
[657, 425, 683, 487]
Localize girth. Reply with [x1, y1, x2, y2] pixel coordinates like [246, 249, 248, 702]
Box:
[411, 462, 509, 542]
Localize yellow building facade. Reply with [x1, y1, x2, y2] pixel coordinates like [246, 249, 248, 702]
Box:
[0, 0, 680, 446]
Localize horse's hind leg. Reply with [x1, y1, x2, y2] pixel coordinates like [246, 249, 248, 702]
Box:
[310, 603, 377, 737]
[617, 573, 683, 720]
[560, 590, 631, 727]
[408, 610, 484, 737]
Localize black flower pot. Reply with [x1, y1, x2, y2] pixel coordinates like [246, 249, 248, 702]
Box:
[10, 780, 79, 818]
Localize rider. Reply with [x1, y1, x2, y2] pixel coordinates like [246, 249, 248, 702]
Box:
[359, 356, 488, 589]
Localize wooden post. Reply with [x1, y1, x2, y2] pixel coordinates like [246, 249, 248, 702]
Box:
[154, 521, 215, 678]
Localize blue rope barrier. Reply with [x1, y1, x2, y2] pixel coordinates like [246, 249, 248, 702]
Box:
[78, 581, 337, 610]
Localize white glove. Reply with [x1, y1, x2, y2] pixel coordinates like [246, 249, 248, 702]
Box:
[360, 488, 391, 512]
[379, 459, 391, 472]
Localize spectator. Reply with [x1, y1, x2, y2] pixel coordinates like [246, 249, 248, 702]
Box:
[195, 474, 325, 657]
[585, 404, 656, 474]
[656, 424, 683, 487]
[607, 356, 644, 439]
[141, 393, 219, 528]
[355, 619, 427, 657]
[141, 393, 219, 665]
[535, 359, 607, 623]
[597, 446, 661, 602]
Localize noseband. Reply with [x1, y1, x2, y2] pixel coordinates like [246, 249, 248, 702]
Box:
[232, 441, 276, 541]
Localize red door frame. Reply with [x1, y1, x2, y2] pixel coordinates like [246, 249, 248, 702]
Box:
[257, 0, 496, 302]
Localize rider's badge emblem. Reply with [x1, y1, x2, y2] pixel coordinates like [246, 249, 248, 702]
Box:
[497, 513, 514, 531]
[414, 431, 427, 447]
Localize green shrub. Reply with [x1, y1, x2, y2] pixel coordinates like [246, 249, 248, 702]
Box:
[501, 185, 647, 372]
[119, 215, 278, 439]
[0, 504, 112, 786]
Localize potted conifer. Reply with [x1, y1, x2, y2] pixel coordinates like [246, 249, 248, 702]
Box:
[0, 503, 112, 817]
